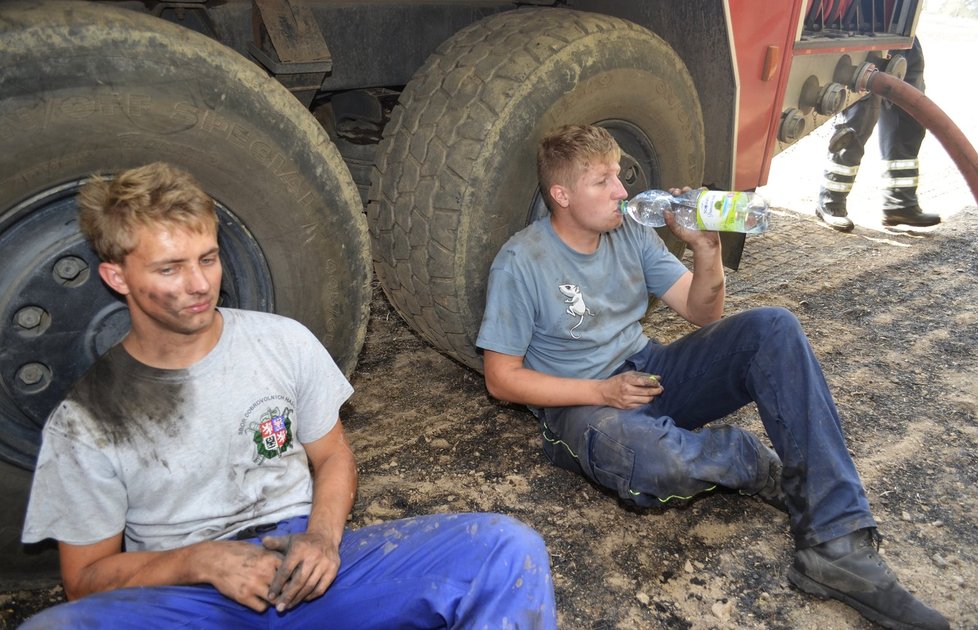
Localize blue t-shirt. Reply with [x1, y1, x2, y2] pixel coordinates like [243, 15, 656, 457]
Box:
[477, 216, 688, 379]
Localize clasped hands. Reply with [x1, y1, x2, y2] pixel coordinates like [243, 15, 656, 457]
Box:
[208, 531, 339, 613]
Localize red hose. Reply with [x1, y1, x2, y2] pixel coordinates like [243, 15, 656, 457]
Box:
[862, 69, 978, 205]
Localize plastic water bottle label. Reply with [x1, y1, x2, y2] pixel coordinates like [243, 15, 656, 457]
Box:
[695, 190, 745, 231]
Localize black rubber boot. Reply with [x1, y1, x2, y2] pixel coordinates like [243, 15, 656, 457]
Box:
[788, 529, 949, 630]
[882, 206, 941, 227]
[818, 138, 858, 233]
[740, 442, 787, 513]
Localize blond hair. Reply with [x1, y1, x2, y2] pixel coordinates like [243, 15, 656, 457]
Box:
[537, 125, 621, 210]
[77, 162, 217, 263]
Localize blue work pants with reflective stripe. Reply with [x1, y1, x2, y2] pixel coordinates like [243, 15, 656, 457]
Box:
[21, 513, 557, 630]
[540, 307, 876, 549]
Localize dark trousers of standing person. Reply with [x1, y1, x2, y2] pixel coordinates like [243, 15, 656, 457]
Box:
[817, 37, 940, 230]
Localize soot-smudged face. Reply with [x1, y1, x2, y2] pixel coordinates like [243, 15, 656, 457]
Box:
[111, 223, 222, 338]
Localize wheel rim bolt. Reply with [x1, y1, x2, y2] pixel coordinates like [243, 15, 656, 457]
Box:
[15, 306, 44, 330]
[17, 363, 46, 386]
[54, 256, 87, 281]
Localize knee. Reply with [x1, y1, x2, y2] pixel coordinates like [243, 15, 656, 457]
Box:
[467, 514, 553, 588]
[753, 306, 804, 339]
[755, 305, 796, 323]
[20, 603, 78, 629]
[480, 514, 549, 558]
[643, 449, 705, 498]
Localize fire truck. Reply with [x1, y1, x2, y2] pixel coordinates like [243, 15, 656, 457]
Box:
[0, 0, 923, 572]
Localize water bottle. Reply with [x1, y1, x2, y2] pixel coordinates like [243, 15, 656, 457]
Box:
[620, 187, 770, 234]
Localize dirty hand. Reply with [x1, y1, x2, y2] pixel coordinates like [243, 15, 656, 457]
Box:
[601, 370, 663, 409]
[261, 531, 340, 612]
[664, 186, 721, 250]
[202, 540, 285, 612]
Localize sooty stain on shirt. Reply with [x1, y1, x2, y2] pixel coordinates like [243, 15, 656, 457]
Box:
[66, 348, 187, 451]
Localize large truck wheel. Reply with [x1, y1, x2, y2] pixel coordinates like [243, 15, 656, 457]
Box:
[0, 2, 370, 574]
[369, 8, 703, 371]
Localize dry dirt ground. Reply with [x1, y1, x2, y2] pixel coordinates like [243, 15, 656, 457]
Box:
[3, 12, 977, 630]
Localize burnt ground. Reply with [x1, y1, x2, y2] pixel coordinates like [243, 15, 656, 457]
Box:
[4, 206, 976, 629]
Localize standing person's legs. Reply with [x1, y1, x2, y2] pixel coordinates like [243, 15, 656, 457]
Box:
[20, 513, 557, 630]
[817, 91, 880, 230]
[878, 38, 940, 226]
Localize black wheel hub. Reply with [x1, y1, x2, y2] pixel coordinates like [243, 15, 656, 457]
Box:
[604, 119, 661, 196]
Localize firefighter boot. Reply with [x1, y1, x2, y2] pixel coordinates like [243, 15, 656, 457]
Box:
[882, 206, 942, 227]
[788, 528, 950, 630]
[817, 160, 857, 232]
[815, 203, 855, 232]
[880, 158, 941, 227]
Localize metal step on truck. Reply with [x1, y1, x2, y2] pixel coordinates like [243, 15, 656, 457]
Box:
[0, 0, 925, 573]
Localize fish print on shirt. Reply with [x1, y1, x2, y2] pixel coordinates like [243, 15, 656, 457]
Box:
[558, 283, 594, 339]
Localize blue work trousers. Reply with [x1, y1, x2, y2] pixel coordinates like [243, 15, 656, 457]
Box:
[540, 307, 876, 548]
[21, 513, 557, 630]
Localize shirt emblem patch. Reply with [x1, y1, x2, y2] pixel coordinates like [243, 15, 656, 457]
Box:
[253, 407, 294, 460]
[558, 283, 594, 339]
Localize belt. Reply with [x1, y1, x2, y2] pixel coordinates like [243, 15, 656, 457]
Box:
[232, 522, 278, 540]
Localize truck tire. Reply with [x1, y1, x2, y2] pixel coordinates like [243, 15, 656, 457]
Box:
[0, 2, 370, 573]
[369, 8, 703, 371]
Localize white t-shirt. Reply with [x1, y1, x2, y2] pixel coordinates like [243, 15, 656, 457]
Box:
[22, 308, 353, 551]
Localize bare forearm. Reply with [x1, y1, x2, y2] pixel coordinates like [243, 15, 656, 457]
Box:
[63, 541, 207, 599]
[685, 241, 725, 325]
[305, 443, 357, 546]
[486, 365, 607, 408]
